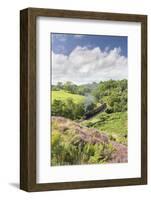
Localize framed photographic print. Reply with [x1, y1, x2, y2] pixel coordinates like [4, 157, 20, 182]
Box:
[20, 8, 147, 191]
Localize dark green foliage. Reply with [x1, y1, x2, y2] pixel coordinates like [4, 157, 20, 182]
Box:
[52, 98, 85, 120]
[51, 99, 65, 116]
[52, 79, 127, 119]
[105, 106, 113, 114]
[92, 79, 127, 113]
[52, 79, 127, 115]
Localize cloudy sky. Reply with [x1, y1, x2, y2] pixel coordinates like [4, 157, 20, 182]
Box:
[51, 33, 128, 85]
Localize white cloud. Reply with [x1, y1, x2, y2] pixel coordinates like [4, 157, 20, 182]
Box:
[52, 46, 128, 85]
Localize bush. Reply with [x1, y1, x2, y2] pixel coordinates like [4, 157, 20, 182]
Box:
[51, 130, 115, 166]
[105, 106, 113, 114]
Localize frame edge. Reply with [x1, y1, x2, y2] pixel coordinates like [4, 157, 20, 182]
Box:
[20, 8, 29, 191]
[20, 8, 37, 192]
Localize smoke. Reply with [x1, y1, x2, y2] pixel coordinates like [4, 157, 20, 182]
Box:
[84, 94, 95, 112]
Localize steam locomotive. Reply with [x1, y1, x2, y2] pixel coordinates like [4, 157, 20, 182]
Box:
[83, 103, 107, 120]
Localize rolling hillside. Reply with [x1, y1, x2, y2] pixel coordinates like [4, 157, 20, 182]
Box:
[52, 90, 85, 104]
[81, 112, 127, 145]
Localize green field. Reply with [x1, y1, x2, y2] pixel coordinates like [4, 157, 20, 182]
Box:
[82, 112, 127, 145]
[52, 90, 85, 104]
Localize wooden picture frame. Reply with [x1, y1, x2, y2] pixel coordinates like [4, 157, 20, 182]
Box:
[20, 7, 147, 192]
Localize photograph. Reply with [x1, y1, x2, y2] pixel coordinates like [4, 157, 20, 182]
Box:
[51, 33, 128, 166]
[20, 7, 147, 191]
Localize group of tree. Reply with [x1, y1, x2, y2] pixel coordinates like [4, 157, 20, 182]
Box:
[52, 98, 85, 120]
[52, 81, 97, 95]
[52, 79, 128, 120]
[92, 79, 127, 113]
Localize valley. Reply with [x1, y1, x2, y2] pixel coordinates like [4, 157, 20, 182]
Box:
[51, 79, 128, 166]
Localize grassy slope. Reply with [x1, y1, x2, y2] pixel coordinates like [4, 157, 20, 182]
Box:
[52, 90, 85, 104]
[82, 112, 127, 145]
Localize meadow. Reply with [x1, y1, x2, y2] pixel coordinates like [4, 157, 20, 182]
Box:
[52, 90, 85, 104]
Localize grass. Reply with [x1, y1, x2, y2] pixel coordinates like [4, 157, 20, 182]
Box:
[82, 112, 127, 145]
[52, 90, 85, 104]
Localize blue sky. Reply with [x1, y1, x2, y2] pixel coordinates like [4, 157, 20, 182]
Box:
[51, 33, 128, 85]
[51, 33, 127, 57]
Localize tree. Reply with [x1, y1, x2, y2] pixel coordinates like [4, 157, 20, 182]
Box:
[52, 100, 64, 116]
